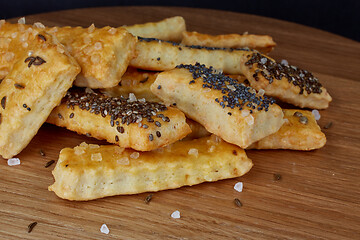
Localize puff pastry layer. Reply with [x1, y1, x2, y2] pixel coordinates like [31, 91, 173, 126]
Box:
[47, 88, 191, 151]
[48, 136, 253, 201]
[151, 64, 284, 148]
[0, 32, 80, 158]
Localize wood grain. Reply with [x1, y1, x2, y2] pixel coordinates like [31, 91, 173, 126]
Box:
[1, 6, 360, 240]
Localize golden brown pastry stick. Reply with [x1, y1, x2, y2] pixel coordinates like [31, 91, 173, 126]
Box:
[0, 32, 80, 158]
[248, 109, 326, 150]
[181, 31, 276, 53]
[124, 16, 186, 42]
[130, 37, 331, 109]
[0, 20, 137, 88]
[151, 63, 284, 148]
[130, 37, 251, 74]
[100, 67, 161, 102]
[47, 88, 191, 151]
[240, 52, 332, 109]
[48, 136, 253, 201]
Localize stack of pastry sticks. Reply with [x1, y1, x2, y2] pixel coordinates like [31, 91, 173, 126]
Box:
[0, 16, 331, 201]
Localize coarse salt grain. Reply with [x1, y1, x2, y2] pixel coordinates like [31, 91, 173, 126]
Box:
[22, 42, 28, 48]
[245, 115, 254, 125]
[117, 157, 130, 165]
[128, 93, 137, 102]
[260, 57, 268, 64]
[241, 109, 250, 117]
[100, 224, 109, 234]
[88, 23, 95, 33]
[74, 146, 85, 155]
[11, 32, 18, 38]
[18, 17, 25, 24]
[130, 152, 140, 159]
[33, 22, 45, 29]
[258, 89, 265, 96]
[234, 182, 243, 192]
[7, 158, 20, 166]
[91, 153, 102, 162]
[284, 118, 290, 124]
[188, 148, 199, 157]
[281, 59, 289, 66]
[226, 84, 236, 91]
[171, 210, 181, 219]
[312, 109, 321, 121]
[94, 42, 102, 50]
[208, 145, 216, 153]
[89, 144, 100, 149]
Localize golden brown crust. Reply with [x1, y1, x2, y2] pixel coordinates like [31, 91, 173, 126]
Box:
[239, 52, 332, 109]
[248, 109, 326, 150]
[181, 31, 276, 53]
[0, 31, 80, 158]
[130, 37, 251, 74]
[100, 67, 161, 102]
[0, 21, 137, 88]
[47, 89, 191, 151]
[151, 66, 284, 148]
[124, 16, 186, 42]
[48, 136, 253, 201]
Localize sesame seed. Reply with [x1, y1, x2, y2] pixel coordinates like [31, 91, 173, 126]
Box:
[293, 111, 303, 117]
[69, 113, 74, 118]
[156, 131, 161, 137]
[234, 198, 242, 208]
[1, 96, 6, 109]
[299, 116, 308, 125]
[149, 134, 154, 141]
[115, 135, 119, 142]
[58, 113, 63, 120]
[324, 121, 333, 129]
[155, 121, 161, 127]
[45, 160, 55, 168]
[157, 85, 161, 89]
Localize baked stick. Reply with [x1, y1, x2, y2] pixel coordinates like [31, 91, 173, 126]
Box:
[47, 88, 191, 151]
[100, 67, 161, 102]
[130, 37, 331, 109]
[124, 16, 186, 42]
[48, 136, 253, 201]
[151, 63, 284, 148]
[181, 31, 276, 53]
[0, 32, 80, 159]
[0, 20, 137, 88]
[240, 52, 332, 109]
[248, 109, 326, 150]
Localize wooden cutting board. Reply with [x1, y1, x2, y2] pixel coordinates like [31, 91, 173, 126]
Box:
[1, 6, 359, 240]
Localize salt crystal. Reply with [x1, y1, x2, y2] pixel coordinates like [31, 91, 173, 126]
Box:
[91, 153, 102, 162]
[171, 210, 181, 219]
[245, 115, 254, 125]
[88, 144, 100, 149]
[114, 146, 125, 155]
[281, 59, 289, 66]
[128, 93, 137, 102]
[312, 110, 321, 121]
[243, 31, 248, 35]
[208, 145, 216, 153]
[18, 17, 25, 24]
[139, 98, 146, 103]
[88, 23, 95, 33]
[74, 146, 85, 155]
[85, 87, 95, 94]
[94, 42, 102, 50]
[226, 84, 236, 91]
[130, 152, 140, 159]
[100, 224, 109, 234]
[7, 158, 20, 166]
[188, 148, 198, 157]
[258, 89, 265, 96]
[33, 22, 45, 29]
[11, 32, 18, 38]
[260, 58, 268, 64]
[22, 42, 28, 48]
[284, 118, 290, 124]
[241, 110, 250, 117]
[117, 157, 129, 165]
[234, 182, 243, 192]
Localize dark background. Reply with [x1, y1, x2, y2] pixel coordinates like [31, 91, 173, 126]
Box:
[1, 0, 359, 41]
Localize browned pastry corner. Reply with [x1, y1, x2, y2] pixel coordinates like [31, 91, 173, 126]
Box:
[100, 67, 161, 102]
[151, 63, 284, 148]
[0, 20, 137, 88]
[47, 88, 191, 151]
[181, 31, 276, 53]
[248, 109, 326, 150]
[124, 16, 186, 42]
[239, 52, 332, 109]
[49, 136, 253, 201]
[0, 31, 80, 158]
